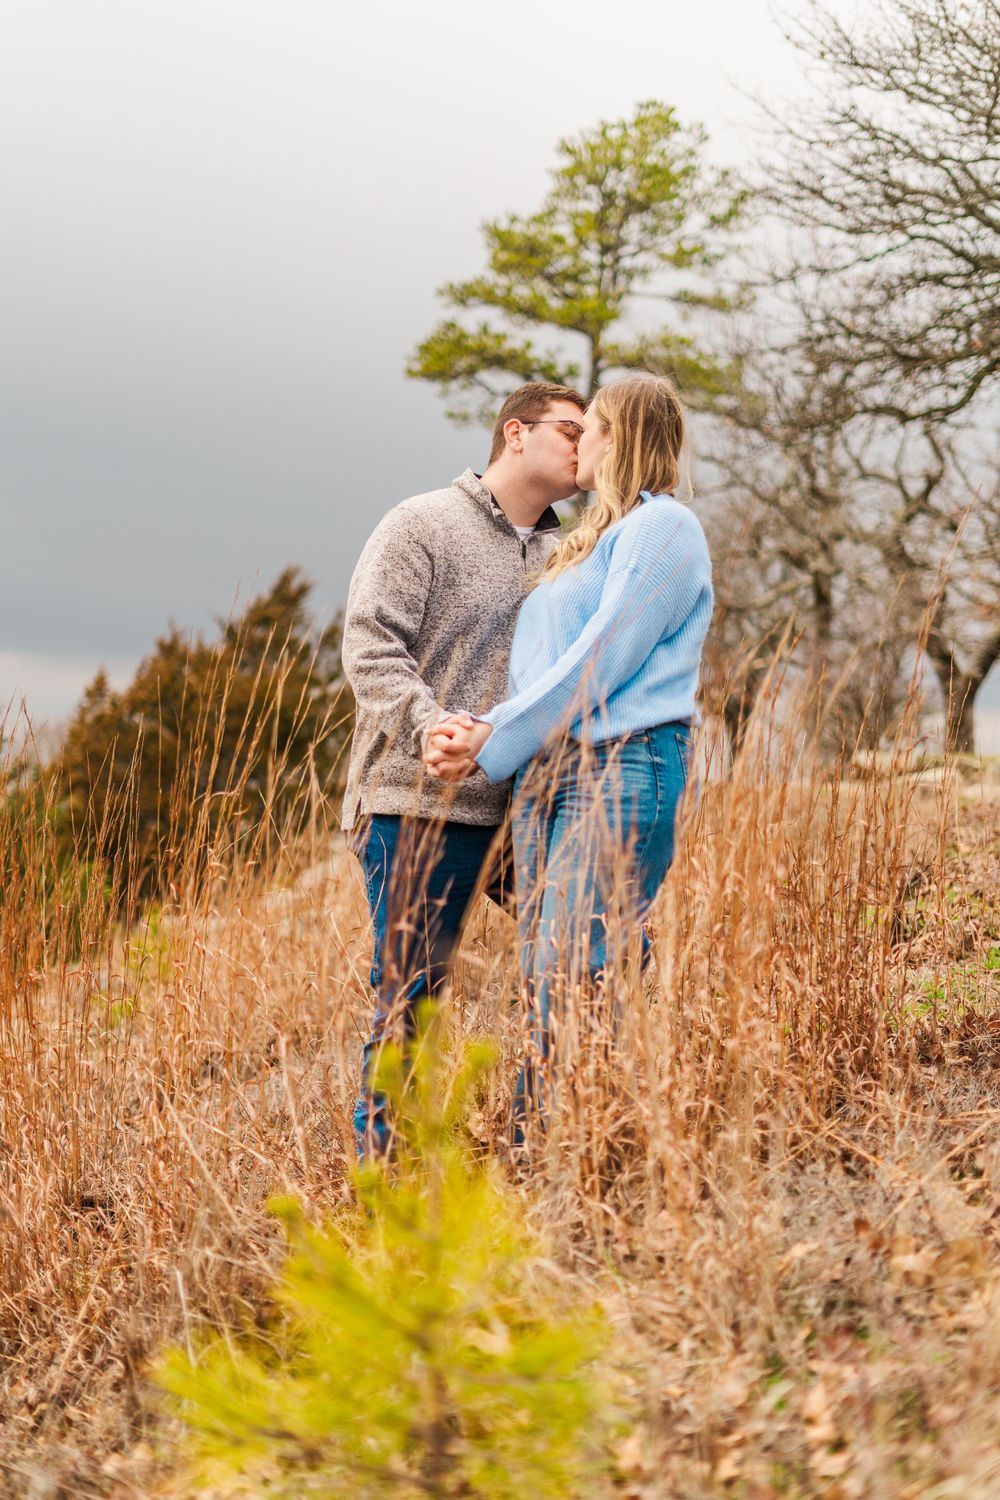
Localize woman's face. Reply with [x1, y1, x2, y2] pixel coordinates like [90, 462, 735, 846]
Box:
[574, 403, 612, 492]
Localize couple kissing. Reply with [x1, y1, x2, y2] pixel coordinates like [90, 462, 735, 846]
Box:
[341, 376, 713, 1159]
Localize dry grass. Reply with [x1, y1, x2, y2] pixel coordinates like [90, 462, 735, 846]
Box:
[1, 696, 999, 1498]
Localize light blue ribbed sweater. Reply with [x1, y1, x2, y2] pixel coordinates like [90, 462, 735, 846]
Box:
[475, 492, 713, 785]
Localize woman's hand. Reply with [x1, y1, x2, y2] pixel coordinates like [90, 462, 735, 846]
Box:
[424, 715, 493, 781]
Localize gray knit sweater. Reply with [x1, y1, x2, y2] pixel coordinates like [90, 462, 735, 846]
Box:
[341, 469, 561, 830]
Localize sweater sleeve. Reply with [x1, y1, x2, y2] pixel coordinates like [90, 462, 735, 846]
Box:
[475, 509, 710, 783]
[341, 508, 446, 756]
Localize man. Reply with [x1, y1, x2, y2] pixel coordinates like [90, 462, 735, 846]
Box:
[342, 381, 587, 1154]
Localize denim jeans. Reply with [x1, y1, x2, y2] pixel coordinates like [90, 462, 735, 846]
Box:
[351, 814, 511, 1156]
[510, 721, 691, 1133]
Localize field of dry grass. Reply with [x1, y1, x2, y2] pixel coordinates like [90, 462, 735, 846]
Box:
[1, 719, 999, 1498]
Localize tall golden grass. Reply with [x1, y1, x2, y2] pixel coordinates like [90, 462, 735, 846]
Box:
[1, 656, 998, 1497]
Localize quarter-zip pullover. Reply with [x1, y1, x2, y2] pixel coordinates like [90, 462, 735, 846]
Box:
[341, 469, 561, 829]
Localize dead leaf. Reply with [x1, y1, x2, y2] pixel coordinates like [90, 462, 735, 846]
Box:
[853, 1217, 887, 1253]
[778, 1239, 822, 1273]
[802, 1380, 834, 1423]
[809, 1446, 853, 1477]
[615, 1427, 648, 1477]
[715, 1452, 742, 1482]
[930, 1236, 992, 1288]
[802, 1377, 839, 1446]
[464, 1322, 512, 1357]
[889, 1235, 937, 1288]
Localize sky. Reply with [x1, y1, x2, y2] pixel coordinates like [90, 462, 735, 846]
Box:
[3, 0, 998, 733]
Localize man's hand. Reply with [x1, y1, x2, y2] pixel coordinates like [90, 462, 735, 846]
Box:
[424, 714, 493, 781]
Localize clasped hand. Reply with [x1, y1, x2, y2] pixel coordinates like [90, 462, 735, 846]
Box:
[423, 713, 493, 781]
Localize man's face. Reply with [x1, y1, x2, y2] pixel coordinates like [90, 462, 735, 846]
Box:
[516, 401, 585, 499]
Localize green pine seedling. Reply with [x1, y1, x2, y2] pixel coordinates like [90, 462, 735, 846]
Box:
[155, 1022, 615, 1497]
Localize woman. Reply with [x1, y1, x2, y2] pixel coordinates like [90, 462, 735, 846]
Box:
[425, 375, 713, 1133]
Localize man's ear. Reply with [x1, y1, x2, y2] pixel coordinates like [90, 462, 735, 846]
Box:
[503, 417, 525, 454]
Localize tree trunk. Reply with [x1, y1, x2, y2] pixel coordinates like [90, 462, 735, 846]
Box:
[943, 676, 977, 755]
[925, 625, 1000, 756]
[588, 339, 602, 399]
[723, 663, 769, 759]
[567, 342, 602, 515]
[724, 689, 753, 758]
[811, 570, 835, 681]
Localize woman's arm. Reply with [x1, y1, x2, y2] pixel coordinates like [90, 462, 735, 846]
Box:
[473, 508, 711, 784]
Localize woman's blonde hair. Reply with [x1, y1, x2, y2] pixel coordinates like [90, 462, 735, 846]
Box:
[539, 375, 686, 582]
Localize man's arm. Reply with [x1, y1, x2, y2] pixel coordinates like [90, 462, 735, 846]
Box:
[342, 508, 446, 755]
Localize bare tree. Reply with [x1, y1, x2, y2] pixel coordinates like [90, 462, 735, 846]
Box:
[845, 425, 1000, 752]
[700, 338, 911, 752]
[700, 327, 1000, 755]
[767, 0, 1000, 424]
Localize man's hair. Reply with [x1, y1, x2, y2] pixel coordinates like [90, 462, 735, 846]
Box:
[488, 382, 587, 463]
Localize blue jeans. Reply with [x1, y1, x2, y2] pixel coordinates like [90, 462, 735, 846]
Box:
[510, 722, 691, 1133]
[351, 814, 511, 1156]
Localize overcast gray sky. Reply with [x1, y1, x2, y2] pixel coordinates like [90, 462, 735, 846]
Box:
[3, 0, 997, 729]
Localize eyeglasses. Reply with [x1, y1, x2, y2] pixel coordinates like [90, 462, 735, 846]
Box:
[523, 418, 584, 443]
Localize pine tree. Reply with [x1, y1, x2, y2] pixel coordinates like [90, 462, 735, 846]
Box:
[53, 567, 351, 901]
[408, 100, 745, 426]
[156, 1033, 616, 1498]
